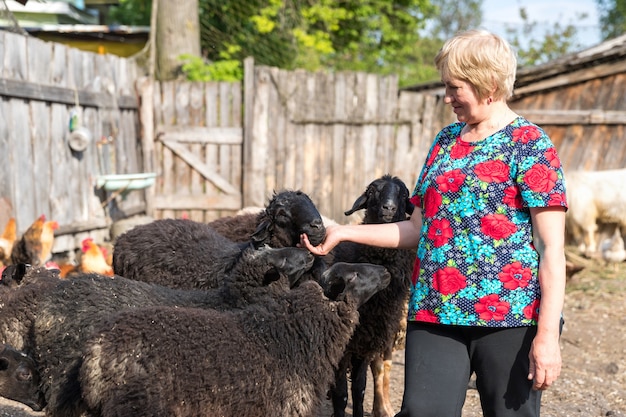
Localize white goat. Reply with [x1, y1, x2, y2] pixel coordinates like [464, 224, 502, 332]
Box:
[565, 168, 626, 257]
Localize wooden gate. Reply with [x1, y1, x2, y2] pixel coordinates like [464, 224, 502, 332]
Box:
[138, 78, 243, 222]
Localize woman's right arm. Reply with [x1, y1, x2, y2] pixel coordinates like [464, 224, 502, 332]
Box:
[300, 209, 423, 256]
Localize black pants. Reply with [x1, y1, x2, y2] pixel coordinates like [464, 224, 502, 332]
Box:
[395, 322, 543, 417]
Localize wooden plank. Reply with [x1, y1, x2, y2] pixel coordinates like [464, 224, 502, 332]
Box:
[188, 81, 204, 222]
[153, 194, 241, 211]
[156, 125, 243, 143]
[515, 109, 626, 125]
[160, 139, 239, 195]
[0, 78, 138, 109]
[514, 59, 626, 98]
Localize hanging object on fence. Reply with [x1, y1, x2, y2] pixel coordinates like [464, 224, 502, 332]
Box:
[68, 107, 93, 152]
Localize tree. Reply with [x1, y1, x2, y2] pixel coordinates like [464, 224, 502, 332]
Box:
[504, 7, 587, 67]
[596, 0, 626, 40]
[429, 0, 482, 40]
[155, 0, 202, 80]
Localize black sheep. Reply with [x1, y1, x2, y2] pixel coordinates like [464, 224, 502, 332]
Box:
[0, 344, 45, 412]
[329, 174, 415, 417]
[79, 262, 391, 417]
[113, 190, 327, 289]
[0, 245, 315, 417]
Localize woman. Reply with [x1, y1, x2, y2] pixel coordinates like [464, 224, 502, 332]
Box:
[301, 29, 567, 416]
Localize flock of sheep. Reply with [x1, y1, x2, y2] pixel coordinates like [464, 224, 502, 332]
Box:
[0, 175, 414, 417]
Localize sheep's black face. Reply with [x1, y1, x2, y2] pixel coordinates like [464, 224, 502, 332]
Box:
[344, 175, 414, 224]
[252, 246, 316, 287]
[267, 190, 326, 247]
[0, 345, 46, 411]
[320, 262, 391, 307]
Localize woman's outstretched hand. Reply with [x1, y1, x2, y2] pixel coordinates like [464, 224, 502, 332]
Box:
[300, 224, 342, 256]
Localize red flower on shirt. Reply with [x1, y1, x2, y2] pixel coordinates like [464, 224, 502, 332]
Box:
[426, 144, 441, 166]
[414, 309, 439, 323]
[423, 188, 442, 218]
[544, 148, 561, 168]
[480, 214, 517, 240]
[410, 194, 421, 208]
[475, 294, 510, 321]
[433, 266, 467, 295]
[411, 257, 421, 286]
[524, 164, 558, 193]
[450, 142, 473, 159]
[512, 126, 541, 144]
[475, 160, 510, 183]
[548, 192, 567, 207]
[498, 261, 532, 290]
[436, 169, 466, 192]
[523, 299, 540, 321]
[502, 186, 523, 208]
[428, 218, 454, 247]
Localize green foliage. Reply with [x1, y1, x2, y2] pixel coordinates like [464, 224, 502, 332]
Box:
[106, 0, 151, 26]
[504, 7, 588, 67]
[179, 52, 242, 82]
[596, 0, 626, 40]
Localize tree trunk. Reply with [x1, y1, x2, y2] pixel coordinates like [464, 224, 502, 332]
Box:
[155, 0, 201, 80]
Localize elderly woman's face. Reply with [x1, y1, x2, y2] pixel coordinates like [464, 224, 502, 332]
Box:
[442, 76, 480, 122]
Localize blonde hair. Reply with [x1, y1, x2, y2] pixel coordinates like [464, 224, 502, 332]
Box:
[435, 29, 517, 100]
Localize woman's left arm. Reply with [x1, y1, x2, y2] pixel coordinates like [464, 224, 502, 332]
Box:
[528, 206, 567, 390]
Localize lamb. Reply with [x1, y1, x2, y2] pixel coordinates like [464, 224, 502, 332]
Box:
[113, 190, 327, 289]
[206, 189, 326, 247]
[78, 262, 392, 417]
[0, 245, 315, 417]
[565, 168, 626, 257]
[328, 174, 415, 417]
[0, 344, 45, 412]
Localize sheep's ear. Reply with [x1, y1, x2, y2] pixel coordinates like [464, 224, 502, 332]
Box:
[251, 220, 272, 248]
[1, 263, 29, 287]
[344, 194, 368, 216]
[406, 200, 415, 216]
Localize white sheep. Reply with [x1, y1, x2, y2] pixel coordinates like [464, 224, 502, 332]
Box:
[565, 168, 626, 257]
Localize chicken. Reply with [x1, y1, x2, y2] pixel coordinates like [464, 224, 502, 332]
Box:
[601, 227, 626, 271]
[78, 237, 114, 276]
[0, 217, 17, 267]
[10, 215, 59, 266]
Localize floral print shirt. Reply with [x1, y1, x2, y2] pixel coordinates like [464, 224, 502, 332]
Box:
[408, 116, 568, 327]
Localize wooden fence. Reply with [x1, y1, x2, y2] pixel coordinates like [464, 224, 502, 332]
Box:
[241, 58, 455, 223]
[0, 30, 143, 252]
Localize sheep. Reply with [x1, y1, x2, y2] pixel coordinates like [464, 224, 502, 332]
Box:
[0, 245, 316, 417]
[565, 168, 626, 257]
[328, 174, 415, 417]
[78, 262, 392, 417]
[113, 190, 327, 289]
[206, 189, 326, 247]
[0, 344, 45, 412]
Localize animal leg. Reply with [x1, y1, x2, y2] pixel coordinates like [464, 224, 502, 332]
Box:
[350, 356, 368, 417]
[370, 350, 395, 417]
[330, 363, 349, 417]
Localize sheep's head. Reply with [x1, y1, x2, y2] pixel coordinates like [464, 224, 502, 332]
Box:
[237, 245, 315, 288]
[344, 174, 415, 224]
[320, 262, 391, 308]
[251, 190, 326, 248]
[0, 344, 46, 411]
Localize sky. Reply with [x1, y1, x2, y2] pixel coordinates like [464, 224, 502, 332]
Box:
[481, 0, 602, 51]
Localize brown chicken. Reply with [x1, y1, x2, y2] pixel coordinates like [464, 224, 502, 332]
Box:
[10, 215, 59, 266]
[78, 237, 114, 276]
[0, 217, 17, 267]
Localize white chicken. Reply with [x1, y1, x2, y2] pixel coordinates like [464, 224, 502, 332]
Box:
[601, 227, 626, 271]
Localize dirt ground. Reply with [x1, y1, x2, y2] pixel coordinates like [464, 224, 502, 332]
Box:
[318, 252, 626, 417]
[1, 253, 624, 417]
